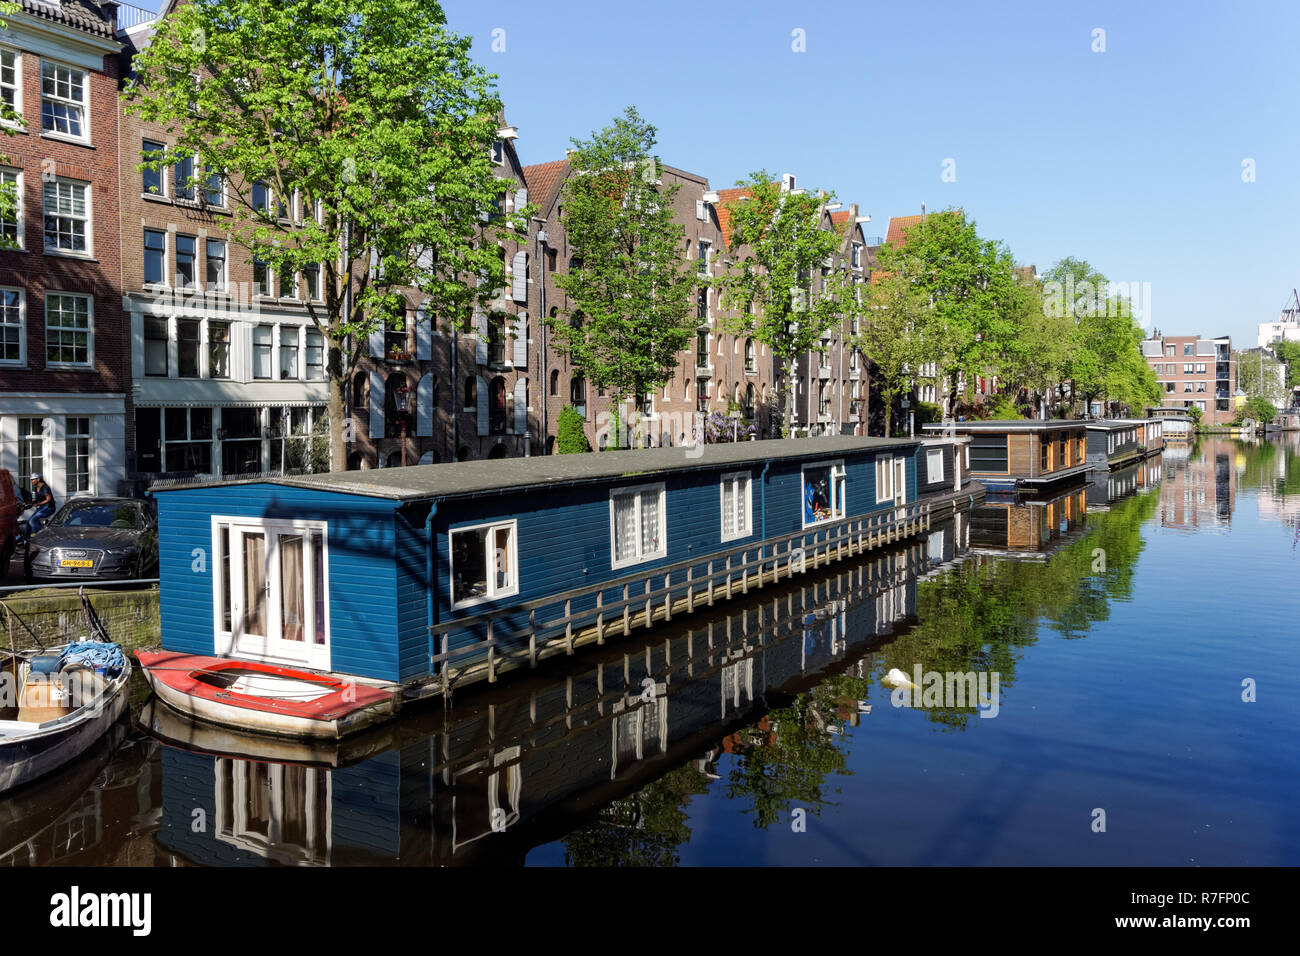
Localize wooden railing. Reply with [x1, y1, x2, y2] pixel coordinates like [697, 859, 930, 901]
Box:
[428, 500, 933, 693]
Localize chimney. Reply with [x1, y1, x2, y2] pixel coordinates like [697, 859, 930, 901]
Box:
[781, 173, 795, 193]
[849, 203, 859, 219]
[102, 2, 120, 34]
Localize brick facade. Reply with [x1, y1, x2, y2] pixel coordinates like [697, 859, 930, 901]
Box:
[0, 2, 127, 503]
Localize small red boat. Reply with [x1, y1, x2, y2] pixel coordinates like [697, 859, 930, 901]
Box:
[135, 651, 400, 739]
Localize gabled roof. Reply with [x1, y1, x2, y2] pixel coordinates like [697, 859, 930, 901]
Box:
[520, 159, 568, 218]
[829, 210, 851, 228]
[885, 214, 925, 246]
[714, 186, 752, 248]
[17, 0, 116, 39]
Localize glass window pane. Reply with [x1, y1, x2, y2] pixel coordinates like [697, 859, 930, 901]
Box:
[452, 527, 488, 604]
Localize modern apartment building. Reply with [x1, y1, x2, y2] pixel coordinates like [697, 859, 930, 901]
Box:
[0, 0, 128, 502]
[1141, 330, 1237, 426]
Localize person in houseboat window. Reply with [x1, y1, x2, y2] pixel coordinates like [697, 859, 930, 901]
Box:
[804, 468, 832, 523]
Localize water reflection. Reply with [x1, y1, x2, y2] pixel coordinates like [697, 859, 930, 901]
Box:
[13, 441, 1300, 866]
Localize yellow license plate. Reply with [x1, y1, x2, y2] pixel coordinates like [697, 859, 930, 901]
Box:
[60, 560, 93, 568]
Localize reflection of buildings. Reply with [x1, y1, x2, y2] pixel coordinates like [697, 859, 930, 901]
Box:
[151, 525, 966, 867]
[1085, 453, 1163, 511]
[1159, 440, 1235, 529]
[969, 486, 1089, 559]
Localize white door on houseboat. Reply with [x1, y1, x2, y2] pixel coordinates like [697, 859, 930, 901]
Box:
[220, 520, 330, 671]
[893, 457, 907, 521]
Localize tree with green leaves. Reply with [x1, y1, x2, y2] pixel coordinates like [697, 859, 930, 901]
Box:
[1236, 349, 1288, 406]
[850, 271, 931, 436]
[1040, 257, 1157, 415]
[716, 173, 851, 437]
[124, 0, 519, 469]
[555, 405, 591, 454]
[1270, 339, 1300, 392]
[545, 107, 697, 449]
[873, 210, 1020, 417]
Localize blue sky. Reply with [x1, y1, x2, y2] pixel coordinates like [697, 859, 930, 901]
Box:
[444, 0, 1300, 346]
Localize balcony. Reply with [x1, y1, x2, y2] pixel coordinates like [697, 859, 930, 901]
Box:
[114, 3, 156, 32]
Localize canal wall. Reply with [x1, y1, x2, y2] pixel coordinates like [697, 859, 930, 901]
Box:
[0, 587, 160, 654]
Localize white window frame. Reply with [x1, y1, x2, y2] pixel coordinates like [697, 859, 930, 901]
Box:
[205, 237, 228, 292]
[875, 456, 896, 504]
[1, 167, 22, 249]
[448, 518, 519, 610]
[926, 447, 944, 483]
[44, 291, 93, 368]
[0, 48, 21, 126]
[64, 415, 92, 495]
[609, 481, 667, 570]
[802, 459, 846, 528]
[0, 285, 26, 367]
[141, 139, 168, 198]
[39, 59, 89, 143]
[719, 470, 753, 543]
[42, 178, 91, 256]
[211, 516, 332, 670]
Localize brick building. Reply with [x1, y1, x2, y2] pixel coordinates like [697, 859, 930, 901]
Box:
[117, 7, 332, 485]
[348, 120, 536, 467]
[528, 159, 780, 451]
[0, 0, 128, 503]
[1141, 330, 1237, 426]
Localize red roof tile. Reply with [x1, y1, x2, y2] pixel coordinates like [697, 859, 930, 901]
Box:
[521, 159, 569, 216]
[885, 214, 925, 246]
[714, 186, 752, 248]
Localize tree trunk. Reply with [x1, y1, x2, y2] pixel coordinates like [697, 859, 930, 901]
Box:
[884, 395, 892, 438]
[782, 358, 797, 438]
[327, 340, 348, 471]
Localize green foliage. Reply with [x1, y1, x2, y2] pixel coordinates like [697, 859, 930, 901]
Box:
[981, 395, 1024, 420]
[873, 210, 1021, 413]
[916, 401, 944, 427]
[1236, 349, 1289, 405]
[546, 107, 697, 413]
[851, 270, 932, 436]
[124, 0, 517, 468]
[1186, 404, 1203, 427]
[1270, 339, 1300, 390]
[1236, 396, 1276, 425]
[716, 172, 852, 435]
[555, 405, 591, 454]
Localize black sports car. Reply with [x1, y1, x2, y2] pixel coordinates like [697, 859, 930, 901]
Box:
[24, 498, 158, 583]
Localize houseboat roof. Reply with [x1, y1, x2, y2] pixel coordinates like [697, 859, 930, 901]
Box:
[150, 436, 922, 503]
[1085, 419, 1151, 430]
[921, 420, 1086, 433]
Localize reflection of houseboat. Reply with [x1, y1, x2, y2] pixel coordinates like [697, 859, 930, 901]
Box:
[150, 528, 952, 866]
[969, 483, 1089, 559]
[1085, 418, 1164, 470]
[922, 421, 1089, 493]
[148, 437, 977, 732]
[1147, 406, 1195, 442]
[1085, 452, 1163, 511]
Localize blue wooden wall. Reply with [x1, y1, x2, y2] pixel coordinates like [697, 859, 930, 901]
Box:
[155, 483, 404, 681]
[157, 444, 925, 683]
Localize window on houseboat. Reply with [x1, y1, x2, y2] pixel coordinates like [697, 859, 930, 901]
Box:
[968, 435, 1008, 472]
[610, 483, 666, 568]
[804, 462, 845, 524]
[720, 471, 752, 542]
[451, 520, 517, 607]
[926, 447, 944, 483]
[875, 458, 894, 504]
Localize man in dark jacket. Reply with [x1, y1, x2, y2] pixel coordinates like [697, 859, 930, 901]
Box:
[18, 473, 55, 544]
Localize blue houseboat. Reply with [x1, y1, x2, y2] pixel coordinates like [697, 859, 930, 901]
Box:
[146, 436, 975, 732]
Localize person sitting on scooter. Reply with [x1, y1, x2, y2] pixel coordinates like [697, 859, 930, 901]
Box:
[18, 473, 55, 544]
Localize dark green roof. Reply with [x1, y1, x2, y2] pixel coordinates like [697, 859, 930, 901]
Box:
[151, 435, 921, 503]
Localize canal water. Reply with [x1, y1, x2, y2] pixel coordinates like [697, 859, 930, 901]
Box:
[3, 437, 1297, 867]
